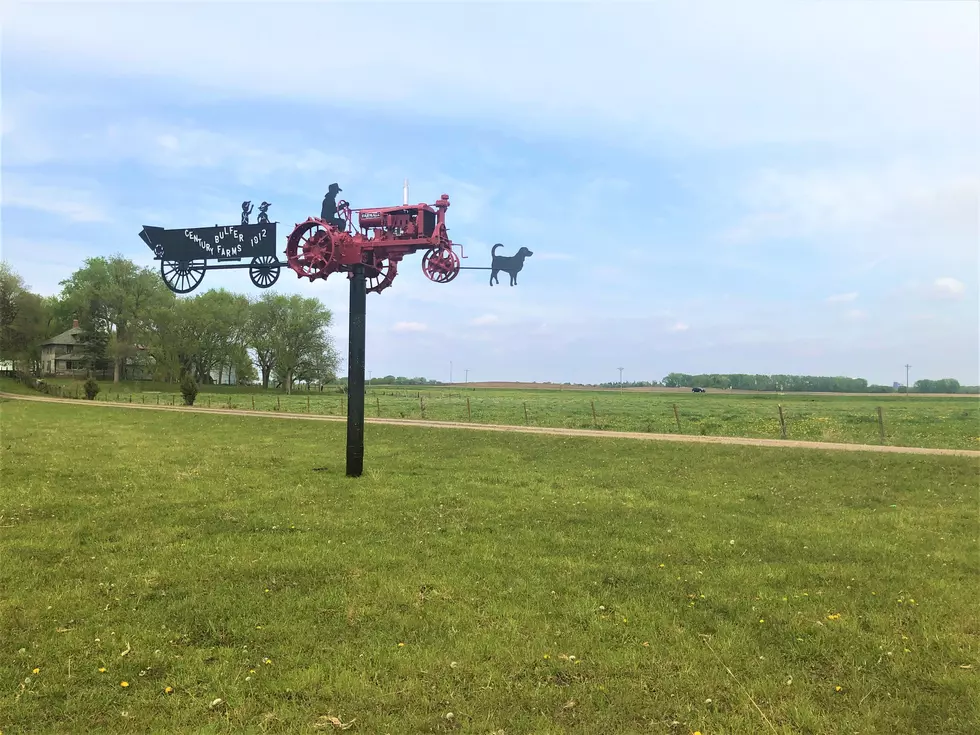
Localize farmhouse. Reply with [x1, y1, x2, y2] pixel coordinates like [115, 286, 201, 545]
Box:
[39, 320, 150, 379]
[39, 320, 87, 376]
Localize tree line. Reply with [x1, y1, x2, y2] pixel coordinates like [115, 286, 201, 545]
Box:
[652, 373, 977, 394]
[1, 257, 338, 392]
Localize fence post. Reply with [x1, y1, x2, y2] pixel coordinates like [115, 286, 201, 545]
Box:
[778, 405, 787, 439]
[252, 396, 255, 411]
[207, 396, 211, 408]
[156, 395, 159, 405]
[277, 396, 281, 411]
[524, 402, 529, 425]
[228, 397, 232, 409]
[877, 406, 886, 444]
[673, 404, 682, 433]
[307, 395, 310, 412]
[377, 395, 381, 417]
[591, 400, 598, 428]
[466, 396, 471, 422]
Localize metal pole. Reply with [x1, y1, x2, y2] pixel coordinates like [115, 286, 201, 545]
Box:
[905, 364, 911, 395]
[618, 367, 624, 393]
[346, 263, 367, 477]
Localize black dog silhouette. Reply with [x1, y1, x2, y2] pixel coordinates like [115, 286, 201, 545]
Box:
[489, 244, 533, 286]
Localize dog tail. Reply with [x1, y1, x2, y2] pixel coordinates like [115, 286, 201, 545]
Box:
[492, 243, 503, 256]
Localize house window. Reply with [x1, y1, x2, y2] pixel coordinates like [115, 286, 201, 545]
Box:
[66, 345, 74, 354]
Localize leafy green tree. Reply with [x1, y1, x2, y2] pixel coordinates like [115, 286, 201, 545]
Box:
[253, 294, 337, 394]
[59, 255, 174, 383]
[0, 262, 51, 371]
[246, 293, 287, 388]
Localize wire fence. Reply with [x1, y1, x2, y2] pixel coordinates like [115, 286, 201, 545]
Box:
[27, 382, 978, 451]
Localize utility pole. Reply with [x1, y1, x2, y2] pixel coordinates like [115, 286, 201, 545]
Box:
[464, 368, 469, 384]
[618, 367, 624, 393]
[905, 364, 911, 395]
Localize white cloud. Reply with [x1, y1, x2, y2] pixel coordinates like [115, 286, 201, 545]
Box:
[391, 321, 428, 333]
[0, 109, 356, 192]
[933, 277, 966, 298]
[668, 322, 690, 333]
[826, 292, 858, 303]
[722, 161, 979, 263]
[471, 314, 499, 326]
[2, 2, 977, 152]
[2, 177, 110, 222]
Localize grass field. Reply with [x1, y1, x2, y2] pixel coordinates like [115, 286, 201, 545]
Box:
[1, 399, 978, 733]
[10, 377, 980, 451]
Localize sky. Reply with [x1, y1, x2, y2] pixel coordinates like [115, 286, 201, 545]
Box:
[2, 0, 978, 386]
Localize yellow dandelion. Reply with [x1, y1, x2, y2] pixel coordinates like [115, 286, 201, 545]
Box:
[249, 669, 256, 674]
[543, 654, 550, 659]
[658, 564, 665, 568]
[835, 685, 843, 692]
[32, 668, 40, 674]
[262, 658, 272, 665]
[164, 686, 174, 694]
[397, 642, 405, 647]
[759, 619, 765, 623]
[827, 613, 841, 620]
[120, 681, 130, 688]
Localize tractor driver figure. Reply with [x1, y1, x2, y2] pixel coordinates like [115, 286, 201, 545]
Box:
[320, 183, 346, 230]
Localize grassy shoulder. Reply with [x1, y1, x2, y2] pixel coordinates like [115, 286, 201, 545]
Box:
[10, 377, 980, 450]
[1, 400, 977, 733]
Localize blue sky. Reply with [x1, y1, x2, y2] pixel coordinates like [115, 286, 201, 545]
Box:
[3, 0, 978, 385]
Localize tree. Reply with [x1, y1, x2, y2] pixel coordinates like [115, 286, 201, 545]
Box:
[252, 294, 337, 394]
[246, 293, 287, 389]
[0, 262, 51, 371]
[59, 256, 174, 383]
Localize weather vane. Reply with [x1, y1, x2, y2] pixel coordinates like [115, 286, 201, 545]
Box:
[139, 179, 534, 476]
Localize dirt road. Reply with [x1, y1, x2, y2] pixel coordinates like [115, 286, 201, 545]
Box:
[3, 391, 978, 458]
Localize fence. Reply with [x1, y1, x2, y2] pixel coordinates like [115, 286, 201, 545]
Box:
[9, 378, 971, 450]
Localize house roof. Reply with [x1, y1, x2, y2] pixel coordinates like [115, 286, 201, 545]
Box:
[40, 327, 83, 347]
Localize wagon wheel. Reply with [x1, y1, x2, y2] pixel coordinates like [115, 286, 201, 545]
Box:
[362, 254, 398, 294]
[160, 259, 207, 294]
[285, 218, 337, 280]
[421, 246, 460, 284]
[249, 255, 281, 289]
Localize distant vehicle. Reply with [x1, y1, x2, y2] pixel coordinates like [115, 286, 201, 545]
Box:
[692, 387, 706, 393]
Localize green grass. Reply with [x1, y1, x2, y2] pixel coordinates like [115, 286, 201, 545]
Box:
[1, 399, 978, 733]
[13, 377, 980, 450]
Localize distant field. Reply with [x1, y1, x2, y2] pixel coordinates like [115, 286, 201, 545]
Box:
[1, 399, 978, 733]
[12, 378, 979, 451]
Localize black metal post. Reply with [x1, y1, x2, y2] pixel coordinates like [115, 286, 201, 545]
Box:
[346, 263, 367, 477]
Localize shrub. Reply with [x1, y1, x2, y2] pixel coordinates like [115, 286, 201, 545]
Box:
[180, 374, 198, 406]
[83, 377, 100, 400]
